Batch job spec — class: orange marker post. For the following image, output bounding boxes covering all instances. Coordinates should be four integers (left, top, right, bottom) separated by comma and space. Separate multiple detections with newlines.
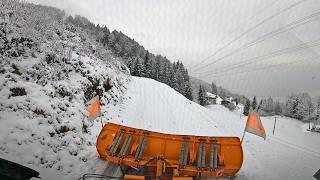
86, 95, 101, 121
241, 110, 266, 144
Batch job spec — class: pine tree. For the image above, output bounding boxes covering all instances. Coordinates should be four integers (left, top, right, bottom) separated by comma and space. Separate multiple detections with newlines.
126, 57, 135, 74
252, 96, 257, 110
285, 93, 312, 120
274, 101, 282, 115
198, 85, 207, 106
168, 65, 178, 91
257, 99, 263, 111
144, 51, 152, 78
315, 96, 320, 126
131, 57, 144, 76
184, 81, 193, 101
164, 63, 171, 85
285, 94, 296, 117
266, 97, 274, 114
211, 82, 217, 95
295, 97, 305, 120
151, 55, 160, 80
175, 66, 185, 95
243, 99, 251, 116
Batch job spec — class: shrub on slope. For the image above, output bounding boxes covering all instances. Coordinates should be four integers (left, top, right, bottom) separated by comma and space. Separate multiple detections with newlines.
0, 0, 129, 178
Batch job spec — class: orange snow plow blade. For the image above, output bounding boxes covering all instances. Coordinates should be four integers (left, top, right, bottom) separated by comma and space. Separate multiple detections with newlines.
96, 122, 243, 179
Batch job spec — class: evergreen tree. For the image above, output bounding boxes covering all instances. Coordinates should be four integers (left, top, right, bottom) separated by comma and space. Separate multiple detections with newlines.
317, 96, 320, 116
198, 85, 207, 106
101, 26, 110, 46
266, 97, 274, 114
143, 51, 152, 78
243, 99, 251, 116
175, 67, 185, 94
295, 97, 305, 120
131, 57, 144, 76
252, 96, 257, 110
274, 101, 282, 115
315, 96, 320, 126
303, 93, 314, 117
184, 81, 193, 101
94, 27, 195, 100
126, 57, 135, 74
151, 55, 160, 80
285, 94, 296, 117
168, 65, 178, 91
285, 93, 313, 120
163, 62, 171, 85
257, 99, 264, 111
211, 82, 217, 95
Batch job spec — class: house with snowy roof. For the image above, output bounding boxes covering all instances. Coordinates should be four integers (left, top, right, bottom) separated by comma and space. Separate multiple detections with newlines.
206, 92, 223, 105
236, 103, 244, 113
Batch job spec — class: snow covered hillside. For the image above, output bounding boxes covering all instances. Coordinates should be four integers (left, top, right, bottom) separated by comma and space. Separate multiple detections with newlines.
0, 0, 130, 179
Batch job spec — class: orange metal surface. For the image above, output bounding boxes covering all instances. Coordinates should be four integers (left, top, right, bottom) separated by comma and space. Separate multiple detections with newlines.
172, 177, 193, 180
124, 174, 145, 180
96, 122, 243, 178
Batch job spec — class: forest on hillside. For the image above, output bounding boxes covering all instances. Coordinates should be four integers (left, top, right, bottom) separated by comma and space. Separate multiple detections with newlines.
65, 15, 193, 101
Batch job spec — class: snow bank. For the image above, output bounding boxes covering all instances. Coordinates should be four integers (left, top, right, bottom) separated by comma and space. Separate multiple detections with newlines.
106, 77, 228, 136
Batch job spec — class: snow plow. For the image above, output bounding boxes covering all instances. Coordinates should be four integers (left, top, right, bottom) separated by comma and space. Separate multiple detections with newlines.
96, 122, 243, 179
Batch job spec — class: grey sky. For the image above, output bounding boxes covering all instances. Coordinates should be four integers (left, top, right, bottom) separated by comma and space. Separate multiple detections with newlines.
27, 0, 320, 100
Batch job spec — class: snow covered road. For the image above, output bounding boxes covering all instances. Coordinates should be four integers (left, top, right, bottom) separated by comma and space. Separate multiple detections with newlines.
207, 105, 320, 180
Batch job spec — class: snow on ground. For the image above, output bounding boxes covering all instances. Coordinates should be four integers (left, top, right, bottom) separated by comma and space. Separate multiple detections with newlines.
207, 105, 320, 180
105, 77, 320, 180
105, 77, 226, 136
0, 41, 129, 180
1, 74, 319, 180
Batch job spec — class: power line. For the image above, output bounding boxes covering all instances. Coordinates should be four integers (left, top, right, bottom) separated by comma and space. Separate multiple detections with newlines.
190, 0, 309, 72
189, 0, 280, 69
198, 57, 319, 78
192, 10, 320, 75
195, 39, 320, 78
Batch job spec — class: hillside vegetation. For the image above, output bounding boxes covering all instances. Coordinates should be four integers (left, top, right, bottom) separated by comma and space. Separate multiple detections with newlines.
0, 0, 129, 177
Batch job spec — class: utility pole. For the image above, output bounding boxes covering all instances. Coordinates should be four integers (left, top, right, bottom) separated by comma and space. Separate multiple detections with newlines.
272, 117, 277, 135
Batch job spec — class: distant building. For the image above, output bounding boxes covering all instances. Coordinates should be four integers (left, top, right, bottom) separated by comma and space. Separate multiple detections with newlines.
236, 103, 244, 113
206, 92, 223, 105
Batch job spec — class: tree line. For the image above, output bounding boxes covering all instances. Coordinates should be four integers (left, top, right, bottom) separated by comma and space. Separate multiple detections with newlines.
243, 93, 320, 125
65, 16, 193, 100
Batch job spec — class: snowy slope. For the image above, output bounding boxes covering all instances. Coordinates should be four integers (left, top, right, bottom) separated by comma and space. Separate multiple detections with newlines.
2, 69, 320, 180
0, 1, 130, 178
0, 51, 129, 180
104, 79, 320, 180
207, 105, 320, 180
105, 77, 226, 136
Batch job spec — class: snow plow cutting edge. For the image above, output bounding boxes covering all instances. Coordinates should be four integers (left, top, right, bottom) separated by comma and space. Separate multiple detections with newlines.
96, 122, 243, 179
